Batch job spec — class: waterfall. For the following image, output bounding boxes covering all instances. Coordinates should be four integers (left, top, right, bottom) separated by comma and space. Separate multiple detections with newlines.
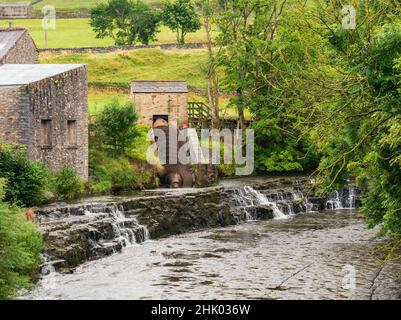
244, 186, 289, 220
346, 186, 359, 209
325, 186, 360, 210
231, 184, 359, 222
83, 204, 151, 257
231, 186, 295, 220
326, 191, 343, 210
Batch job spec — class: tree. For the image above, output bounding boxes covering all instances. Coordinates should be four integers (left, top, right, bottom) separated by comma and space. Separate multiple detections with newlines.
199, 0, 220, 128
299, 0, 401, 238
161, 0, 201, 44
215, 0, 317, 172
90, 0, 161, 46
96, 99, 139, 155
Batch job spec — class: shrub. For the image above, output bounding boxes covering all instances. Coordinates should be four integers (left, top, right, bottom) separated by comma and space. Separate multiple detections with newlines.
89, 150, 156, 193
0, 202, 43, 299
127, 124, 152, 162
0, 143, 48, 207
52, 167, 84, 201
0, 178, 6, 202
95, 99, 139, 156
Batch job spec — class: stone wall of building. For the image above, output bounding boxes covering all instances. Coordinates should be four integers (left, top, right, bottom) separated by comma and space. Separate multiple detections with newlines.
0, 66, 89, 180
0, 31, 38, 64
0, 86, 28, 144
132, 92, 189, 127
25, 66, 89, 179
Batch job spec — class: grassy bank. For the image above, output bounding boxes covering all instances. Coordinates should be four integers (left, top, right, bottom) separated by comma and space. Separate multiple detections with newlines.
40, 48, 209, 89
1, 18, 209, 48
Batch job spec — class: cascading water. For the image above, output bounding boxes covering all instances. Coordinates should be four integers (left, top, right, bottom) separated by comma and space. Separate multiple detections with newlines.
325, 186, 360, 210
103, 204, 150, 247
231, 184, 359, 222
231, 186, 302, 221
346, 186, 359, 209
74, 203, 151, 259
326, 191, 343, 210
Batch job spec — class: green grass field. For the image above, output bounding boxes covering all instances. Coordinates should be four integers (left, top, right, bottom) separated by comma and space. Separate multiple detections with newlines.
88, 88, 130, 115
40, 48, 209, 89
1, 18, 209, 48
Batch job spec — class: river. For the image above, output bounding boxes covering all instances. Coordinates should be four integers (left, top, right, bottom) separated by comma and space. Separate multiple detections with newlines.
26, 209, 401, 300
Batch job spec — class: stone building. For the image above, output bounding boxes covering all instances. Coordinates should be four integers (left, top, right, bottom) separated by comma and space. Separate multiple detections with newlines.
0, 2, 33, 18
0, 27, 38, 64
0, 64, 89, 180
131, 81, 189, 128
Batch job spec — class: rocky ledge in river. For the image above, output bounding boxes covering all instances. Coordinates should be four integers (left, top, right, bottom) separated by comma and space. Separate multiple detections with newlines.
34, 177, 359, 271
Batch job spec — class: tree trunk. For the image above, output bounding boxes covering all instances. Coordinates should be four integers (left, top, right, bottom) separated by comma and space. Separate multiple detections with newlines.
203, 10, 220, 128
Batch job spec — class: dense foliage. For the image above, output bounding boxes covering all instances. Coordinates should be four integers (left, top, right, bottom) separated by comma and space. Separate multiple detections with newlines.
90, 0, 161, 45
94, 99, 140, 155
0, 179, 43, 300
0, 144, 48, 207
205, 0, 401, 238
52, 167, 84, 201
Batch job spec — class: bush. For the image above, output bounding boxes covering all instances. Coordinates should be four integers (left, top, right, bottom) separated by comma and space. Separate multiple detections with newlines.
0, 143, 48, 207
0, 178, 6, 202
95, 99, 139, 156
89, 150, 156, 193
52, 167, 84, 201
0, 200, 43, 299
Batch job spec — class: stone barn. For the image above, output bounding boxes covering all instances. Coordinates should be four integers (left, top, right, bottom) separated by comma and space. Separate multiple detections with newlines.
0, 2, 33, 18
131, 81, 189, 128
0, 27, 38, 64
0, 64, 89, 180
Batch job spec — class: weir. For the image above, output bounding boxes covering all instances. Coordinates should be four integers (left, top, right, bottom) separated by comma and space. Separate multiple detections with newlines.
34, 177, 360, 272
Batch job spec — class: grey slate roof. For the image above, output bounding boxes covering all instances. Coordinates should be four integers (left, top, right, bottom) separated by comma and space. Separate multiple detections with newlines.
132, 81, 188, 93
0, 28, 27, 61
0, 64, 85, 86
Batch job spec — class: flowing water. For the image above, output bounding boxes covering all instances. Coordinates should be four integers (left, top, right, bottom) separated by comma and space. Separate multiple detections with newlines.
25, 184, 401, 300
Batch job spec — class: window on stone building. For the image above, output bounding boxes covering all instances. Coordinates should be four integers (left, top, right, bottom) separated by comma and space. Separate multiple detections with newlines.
40, 119, 52, 146
67, 120, 77, 145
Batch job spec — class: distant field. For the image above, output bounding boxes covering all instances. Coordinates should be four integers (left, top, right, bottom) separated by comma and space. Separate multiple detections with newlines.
0, 0, 163, 11
32, 0, 104, 11
0, 18, 209, 48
